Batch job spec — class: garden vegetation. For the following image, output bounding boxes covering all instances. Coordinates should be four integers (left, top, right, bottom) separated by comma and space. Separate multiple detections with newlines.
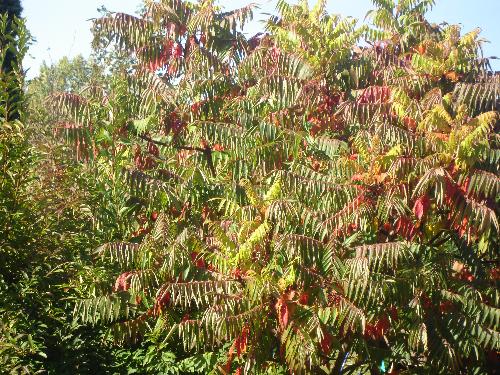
1, 0, 499, 373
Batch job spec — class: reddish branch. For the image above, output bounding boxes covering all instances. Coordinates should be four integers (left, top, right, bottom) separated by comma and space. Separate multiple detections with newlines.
138, 133, 216, 177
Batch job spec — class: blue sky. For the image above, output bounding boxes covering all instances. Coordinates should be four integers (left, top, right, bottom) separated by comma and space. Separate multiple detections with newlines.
23, 0, 500, 78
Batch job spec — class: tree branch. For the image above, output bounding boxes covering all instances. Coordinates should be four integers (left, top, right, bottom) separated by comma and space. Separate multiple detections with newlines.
137, 133, 216, 177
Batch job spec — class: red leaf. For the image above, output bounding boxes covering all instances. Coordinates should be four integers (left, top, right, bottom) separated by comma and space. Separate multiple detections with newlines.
347, 222, 358, 234
350, 173, 363, 182
114, 271, 134, 292
153, 290, 171, 315
172, 42, 183, 58
357, 85, 391, 104
403, 116, 417, 129
213, 143, 225, 151
147, 142, 159, 157
388, 306, 398, 321
444, 178, 458, 204
235, 325, 249, 356
490, 268, 500, 280
320, 331, 333, 354
364, 323, 379, 340
190, 251, 206, 269
376, 315, 390, 333
158, 291, 170, 305
280, 302, 289, 327
395, 216, 419, 240
439, 301, 454, 313
458, 267, 475, 282
298, 292, 309, 305
413, 195, 430, 220
382, 222, 392, 232
365, 316, 390, 340
275, 297, 289, 329
421, 294, 433, 310
200, 33, 206, 45
456, 216, 469, 238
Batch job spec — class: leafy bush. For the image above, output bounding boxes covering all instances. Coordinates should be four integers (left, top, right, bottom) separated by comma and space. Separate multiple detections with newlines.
0, 14, 138, 375
51, 0, 499, 373
1, 0, 499, 374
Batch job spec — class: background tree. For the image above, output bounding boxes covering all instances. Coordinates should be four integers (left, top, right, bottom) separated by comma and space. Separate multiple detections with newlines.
27, 55, 105, 143
0, 0, 23, 121
1, 10, 142, 375
0, 0, 23, 74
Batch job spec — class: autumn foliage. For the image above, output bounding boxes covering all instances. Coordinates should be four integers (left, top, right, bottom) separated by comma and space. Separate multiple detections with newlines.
41, 0, 500, 374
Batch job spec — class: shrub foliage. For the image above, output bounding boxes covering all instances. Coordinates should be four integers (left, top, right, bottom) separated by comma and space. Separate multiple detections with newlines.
3, 0, 500, 374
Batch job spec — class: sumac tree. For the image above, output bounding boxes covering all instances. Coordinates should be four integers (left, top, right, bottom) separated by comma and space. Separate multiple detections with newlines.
53, 0, 500, 373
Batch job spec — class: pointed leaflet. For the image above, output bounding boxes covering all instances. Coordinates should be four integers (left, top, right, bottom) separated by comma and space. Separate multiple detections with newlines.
413, 194, 430, 220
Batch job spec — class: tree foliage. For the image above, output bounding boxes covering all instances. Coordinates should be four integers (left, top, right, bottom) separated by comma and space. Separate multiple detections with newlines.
0, 0, 24, 121
2, 0, 500, 374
